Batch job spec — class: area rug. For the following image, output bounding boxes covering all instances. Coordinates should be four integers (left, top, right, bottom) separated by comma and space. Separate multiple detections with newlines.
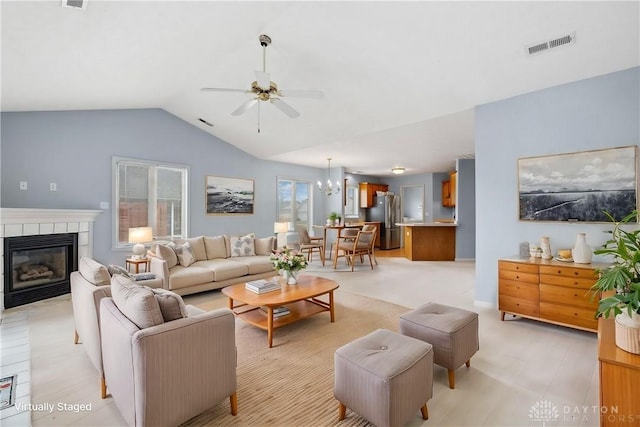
181, 290, 411, 427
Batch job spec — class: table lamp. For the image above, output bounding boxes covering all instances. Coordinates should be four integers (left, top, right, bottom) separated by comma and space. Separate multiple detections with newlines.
128, 227, 153, 259
274, 222, 289, 249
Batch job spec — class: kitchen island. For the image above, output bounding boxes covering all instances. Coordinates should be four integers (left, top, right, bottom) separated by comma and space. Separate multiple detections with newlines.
397, 222, 458, 261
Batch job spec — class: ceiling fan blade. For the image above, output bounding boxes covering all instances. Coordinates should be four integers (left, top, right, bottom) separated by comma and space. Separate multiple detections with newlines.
279, 89, 324, 99
201, 87, 248, 93
231, 99, 259, 116
270, 98, 300, 118
255, 70, 271, 90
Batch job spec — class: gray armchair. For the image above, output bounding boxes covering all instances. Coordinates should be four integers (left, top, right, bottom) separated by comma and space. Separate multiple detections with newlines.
100, 295, 237, 427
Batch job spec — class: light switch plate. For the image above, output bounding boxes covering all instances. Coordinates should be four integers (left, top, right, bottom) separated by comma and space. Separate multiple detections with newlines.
20, 181, 27, 190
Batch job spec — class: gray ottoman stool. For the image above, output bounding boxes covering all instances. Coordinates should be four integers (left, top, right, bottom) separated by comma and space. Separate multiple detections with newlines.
334, 328, 433, 427
400, 303, 479, 389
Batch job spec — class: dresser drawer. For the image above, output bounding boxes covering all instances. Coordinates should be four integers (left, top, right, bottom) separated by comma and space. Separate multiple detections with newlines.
539, 274, 597, 290
539, 265, 599, 280
499, 279, 539, 301
498, 269, 538, 284
540, 302, 598, 331
499, 295, 539, 318
499, 260, 539, 274
539, 284, 598, 309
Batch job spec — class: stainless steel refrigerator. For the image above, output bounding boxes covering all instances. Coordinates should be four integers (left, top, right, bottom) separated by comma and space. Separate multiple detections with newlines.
366, 194, 401, 250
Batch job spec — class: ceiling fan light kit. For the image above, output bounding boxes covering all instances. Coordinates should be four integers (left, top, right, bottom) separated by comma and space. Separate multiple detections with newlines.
391, 167, 405, 174
201, 34, 323, 132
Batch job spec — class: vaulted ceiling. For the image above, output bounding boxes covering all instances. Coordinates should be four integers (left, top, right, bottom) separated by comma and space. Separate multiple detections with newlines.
2, 1, 638, 175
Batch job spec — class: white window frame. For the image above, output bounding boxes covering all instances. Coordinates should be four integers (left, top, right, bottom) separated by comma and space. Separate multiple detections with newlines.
112, 156, 189, 250
276, 178, 313, 231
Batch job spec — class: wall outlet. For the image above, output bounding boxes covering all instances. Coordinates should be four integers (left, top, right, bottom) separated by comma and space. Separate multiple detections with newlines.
99, 201, 109, 209
20, 181, 28, 190
49, 183, 57, 191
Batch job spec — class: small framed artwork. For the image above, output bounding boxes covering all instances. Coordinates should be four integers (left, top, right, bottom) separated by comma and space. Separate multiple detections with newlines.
206, 175, 254, 215
518, 146, 637, 222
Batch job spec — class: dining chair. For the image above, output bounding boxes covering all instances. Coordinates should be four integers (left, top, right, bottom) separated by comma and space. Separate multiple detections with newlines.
333, 229, 376, 271
296, 226, 325, 265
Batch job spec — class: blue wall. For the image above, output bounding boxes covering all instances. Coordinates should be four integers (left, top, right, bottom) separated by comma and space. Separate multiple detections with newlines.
0, 109, 336, 264
456, 158, 476, 260
475, 66, 640, 305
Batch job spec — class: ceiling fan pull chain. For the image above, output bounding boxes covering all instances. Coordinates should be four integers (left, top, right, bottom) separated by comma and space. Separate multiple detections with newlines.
257, 101, 261, 133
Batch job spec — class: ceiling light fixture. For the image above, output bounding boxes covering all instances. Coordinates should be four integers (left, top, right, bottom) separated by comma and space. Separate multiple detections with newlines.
391, 167, 405, 175
318, 158, 341, 196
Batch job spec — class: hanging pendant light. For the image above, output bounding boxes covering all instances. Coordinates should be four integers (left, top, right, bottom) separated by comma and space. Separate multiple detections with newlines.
318, 157, 341, 196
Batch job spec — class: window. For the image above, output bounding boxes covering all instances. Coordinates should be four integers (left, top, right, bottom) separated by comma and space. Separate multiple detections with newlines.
113, 157, 189, 249
277, 178, 312, 230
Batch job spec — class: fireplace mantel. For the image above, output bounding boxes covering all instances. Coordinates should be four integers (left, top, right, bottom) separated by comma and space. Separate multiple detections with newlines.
1, 208, 102, 225
1, 208, 103, 311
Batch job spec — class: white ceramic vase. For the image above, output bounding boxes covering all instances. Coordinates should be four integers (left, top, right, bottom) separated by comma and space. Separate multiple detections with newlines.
572, 233, 592, 264
540, 237, 553, 260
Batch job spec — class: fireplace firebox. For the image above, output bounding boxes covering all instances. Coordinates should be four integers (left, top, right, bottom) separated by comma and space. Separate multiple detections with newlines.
3, 233, 78, 308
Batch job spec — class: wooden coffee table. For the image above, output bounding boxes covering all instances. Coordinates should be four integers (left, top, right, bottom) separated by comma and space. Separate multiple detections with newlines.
222, 274, 339, 347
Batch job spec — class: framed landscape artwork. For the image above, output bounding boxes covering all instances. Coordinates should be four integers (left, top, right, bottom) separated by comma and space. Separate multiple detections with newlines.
206, 175, 254, 215
518, 146, 637, 222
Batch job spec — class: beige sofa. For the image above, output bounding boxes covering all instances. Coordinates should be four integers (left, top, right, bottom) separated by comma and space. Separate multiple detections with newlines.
149, 234, 276, 296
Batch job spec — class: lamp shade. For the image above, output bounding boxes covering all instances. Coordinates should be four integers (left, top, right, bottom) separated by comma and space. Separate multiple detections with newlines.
129, 227, 153, 244
128, 227, 153, 258
274, 222, 289, 233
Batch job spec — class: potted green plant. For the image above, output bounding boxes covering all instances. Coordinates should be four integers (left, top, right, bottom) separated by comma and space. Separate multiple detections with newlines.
591, 210, 640, 354
328, 212, 339, 225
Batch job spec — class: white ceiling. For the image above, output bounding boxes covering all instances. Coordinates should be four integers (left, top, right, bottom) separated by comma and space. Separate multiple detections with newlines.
2, 1, 638, 176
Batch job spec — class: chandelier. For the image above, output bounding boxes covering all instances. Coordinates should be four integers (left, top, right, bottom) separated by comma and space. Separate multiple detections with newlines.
317, 158, 341, 196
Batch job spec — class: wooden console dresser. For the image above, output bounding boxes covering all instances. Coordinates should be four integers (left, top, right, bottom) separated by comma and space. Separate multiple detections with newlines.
598, 318, 640, 426
498, 258, 609, 332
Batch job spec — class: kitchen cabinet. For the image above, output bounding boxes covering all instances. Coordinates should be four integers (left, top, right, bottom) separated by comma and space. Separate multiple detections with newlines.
442, 171, 457, 207
359, 183, 388, 208
401, 223, 456, 261
498, 258, 607, 332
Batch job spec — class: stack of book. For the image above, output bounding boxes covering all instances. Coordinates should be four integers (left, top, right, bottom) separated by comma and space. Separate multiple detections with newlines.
245, 279, 280, 294
260, 306, 290, 318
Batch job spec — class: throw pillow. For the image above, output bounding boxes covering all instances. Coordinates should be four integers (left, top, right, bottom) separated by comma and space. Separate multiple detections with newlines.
131, 272, 156, 281
149, 288, 188, 322
155, 242, 178, 269
204, 235, 227, 259
78, 256, 111, 286
107, 264, 132, 279
254, 236, 275, 256
186, 236, 207, 261
110, 275, 164, 329
175, 241, 196, 267
229, 233, 256, 257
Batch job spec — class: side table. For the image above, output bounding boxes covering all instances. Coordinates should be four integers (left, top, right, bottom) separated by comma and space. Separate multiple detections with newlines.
126, 258, 150, 274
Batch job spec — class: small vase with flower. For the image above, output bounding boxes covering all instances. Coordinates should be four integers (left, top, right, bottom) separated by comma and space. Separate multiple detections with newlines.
270, 247, 308, 285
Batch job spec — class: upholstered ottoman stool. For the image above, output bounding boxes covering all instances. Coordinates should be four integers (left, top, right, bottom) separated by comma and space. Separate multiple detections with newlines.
400, 303, 479, 389
334, 328, 433, 427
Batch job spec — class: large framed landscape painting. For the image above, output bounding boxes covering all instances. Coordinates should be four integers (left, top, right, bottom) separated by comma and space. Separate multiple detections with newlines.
518, 146, 638, 222
206, 176, 254, 215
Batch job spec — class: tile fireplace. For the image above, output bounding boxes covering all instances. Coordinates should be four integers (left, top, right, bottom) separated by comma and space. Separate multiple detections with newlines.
0, 208, 102, 311
3, 233, 78, 308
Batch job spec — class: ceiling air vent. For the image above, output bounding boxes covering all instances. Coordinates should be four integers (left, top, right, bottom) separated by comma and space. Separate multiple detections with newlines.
526, 32, 575, 56
61, 0, 87, 10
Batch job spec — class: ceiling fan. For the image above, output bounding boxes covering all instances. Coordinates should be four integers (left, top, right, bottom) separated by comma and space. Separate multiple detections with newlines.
201, 34, 324, 131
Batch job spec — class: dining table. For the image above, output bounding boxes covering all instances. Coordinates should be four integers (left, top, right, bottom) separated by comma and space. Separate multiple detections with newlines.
315, 223, 363, 264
